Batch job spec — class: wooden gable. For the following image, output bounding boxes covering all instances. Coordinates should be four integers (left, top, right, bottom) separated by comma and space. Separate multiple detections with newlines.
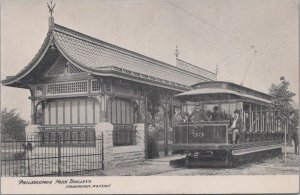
46, 56, 84, 77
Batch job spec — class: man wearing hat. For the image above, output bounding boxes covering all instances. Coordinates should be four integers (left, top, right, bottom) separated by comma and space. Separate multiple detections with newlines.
229, 109, 243, 144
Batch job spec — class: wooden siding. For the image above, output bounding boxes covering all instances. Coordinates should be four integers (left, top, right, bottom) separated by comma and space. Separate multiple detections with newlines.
109, 97, 135, 125
43, 97, 101, 125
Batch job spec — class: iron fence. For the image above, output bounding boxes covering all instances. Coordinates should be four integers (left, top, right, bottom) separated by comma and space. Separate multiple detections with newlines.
1, 131, 103, 177
113, 124, 137, 146
113, 129, 137, 146
38, 125, 96, 147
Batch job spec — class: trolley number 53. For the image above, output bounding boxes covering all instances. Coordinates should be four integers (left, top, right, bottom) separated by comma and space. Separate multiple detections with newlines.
192, 131, 205, 137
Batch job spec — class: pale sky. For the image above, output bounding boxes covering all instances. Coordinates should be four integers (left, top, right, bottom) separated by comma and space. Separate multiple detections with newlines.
1, 0, 299, 122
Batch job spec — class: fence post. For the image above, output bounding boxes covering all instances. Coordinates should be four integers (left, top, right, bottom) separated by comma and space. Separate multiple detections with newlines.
25, 125, 40, 176
95, 122, 114, 170
27, 155, 31, 176
101, 132, 104, 170
57, 133, 63, 176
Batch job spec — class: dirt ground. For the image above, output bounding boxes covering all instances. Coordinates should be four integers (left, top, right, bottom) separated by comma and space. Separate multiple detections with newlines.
85, 146, 299, 176
156, 148, 299, 176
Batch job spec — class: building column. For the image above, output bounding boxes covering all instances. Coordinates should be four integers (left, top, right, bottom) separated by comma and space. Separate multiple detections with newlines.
29, 97, 36, 125
97, 95, 110, 123
98, 96, 104, 123
105, 95, 113, 122
135, 123, 145, 149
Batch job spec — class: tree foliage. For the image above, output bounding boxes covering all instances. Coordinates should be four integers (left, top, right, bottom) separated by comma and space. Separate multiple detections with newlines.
269, 77, 296, 120
1, 108, 28, 140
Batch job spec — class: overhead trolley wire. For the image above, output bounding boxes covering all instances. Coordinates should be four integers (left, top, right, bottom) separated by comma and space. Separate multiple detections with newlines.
167, 1, 259, 83
214, 45, 256, 65
167, 1, 253, 48
214, 45, 256, 81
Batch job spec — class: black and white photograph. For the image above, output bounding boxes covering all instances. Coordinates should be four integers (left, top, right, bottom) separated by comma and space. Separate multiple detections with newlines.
1, 0, 299, 194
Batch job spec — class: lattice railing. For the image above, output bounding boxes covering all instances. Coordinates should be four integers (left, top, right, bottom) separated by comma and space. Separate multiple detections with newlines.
46, 81, 88, 95
91, 80, 101, 92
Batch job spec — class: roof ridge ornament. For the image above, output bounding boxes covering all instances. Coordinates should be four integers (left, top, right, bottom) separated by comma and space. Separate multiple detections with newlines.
47, 1, 56, 30
174, 45, 180, 59
47, 1, 56, 16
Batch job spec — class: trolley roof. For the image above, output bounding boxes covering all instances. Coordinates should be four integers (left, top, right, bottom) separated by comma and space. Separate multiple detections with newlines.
175, 81, 272, 105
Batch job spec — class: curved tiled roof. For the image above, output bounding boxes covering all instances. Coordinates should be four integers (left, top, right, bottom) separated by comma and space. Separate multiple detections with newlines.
2, 23, 216, 91
52, 24, 216, 87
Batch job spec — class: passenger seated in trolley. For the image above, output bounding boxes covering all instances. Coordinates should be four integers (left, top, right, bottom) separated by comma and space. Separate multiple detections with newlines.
181, 112, 191, 123
191, 104, 210, 123
211, 106, 219, 121
228, 109, 243, 144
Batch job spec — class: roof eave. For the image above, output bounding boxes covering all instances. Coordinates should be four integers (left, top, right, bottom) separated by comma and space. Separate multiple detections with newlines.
1, 34, 51, 88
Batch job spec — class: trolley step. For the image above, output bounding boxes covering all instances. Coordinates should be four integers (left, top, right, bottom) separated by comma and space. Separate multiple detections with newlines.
232, 144, 284, 156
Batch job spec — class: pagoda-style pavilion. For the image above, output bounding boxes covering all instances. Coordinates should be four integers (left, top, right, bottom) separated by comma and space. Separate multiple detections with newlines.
2, 11, 216, 163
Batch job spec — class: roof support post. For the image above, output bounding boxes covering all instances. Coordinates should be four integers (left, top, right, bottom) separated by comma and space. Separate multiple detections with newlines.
267, 109, 269, 131
260, 106, 263, 132
170, 98, 174, 144
269, 108, 272, 131
135, 98, 142, 124
259, 106, 261, 132
249, 103, 252, 131
29, 97, 36, 125
272, 110, 275, 131
164, 102, 169, 157
255, 105, 258, 131
144, 96, 149, 159
103, 95, 111, 123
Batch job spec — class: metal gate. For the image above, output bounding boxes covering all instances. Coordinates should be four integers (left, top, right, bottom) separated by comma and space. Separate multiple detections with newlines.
1, 131, 104, 177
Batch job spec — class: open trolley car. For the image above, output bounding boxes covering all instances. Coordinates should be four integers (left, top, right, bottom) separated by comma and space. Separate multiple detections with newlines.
172, 81, 287, 167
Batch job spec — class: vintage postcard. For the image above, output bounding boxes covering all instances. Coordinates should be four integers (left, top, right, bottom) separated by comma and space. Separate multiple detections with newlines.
1, 0, 299, 194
